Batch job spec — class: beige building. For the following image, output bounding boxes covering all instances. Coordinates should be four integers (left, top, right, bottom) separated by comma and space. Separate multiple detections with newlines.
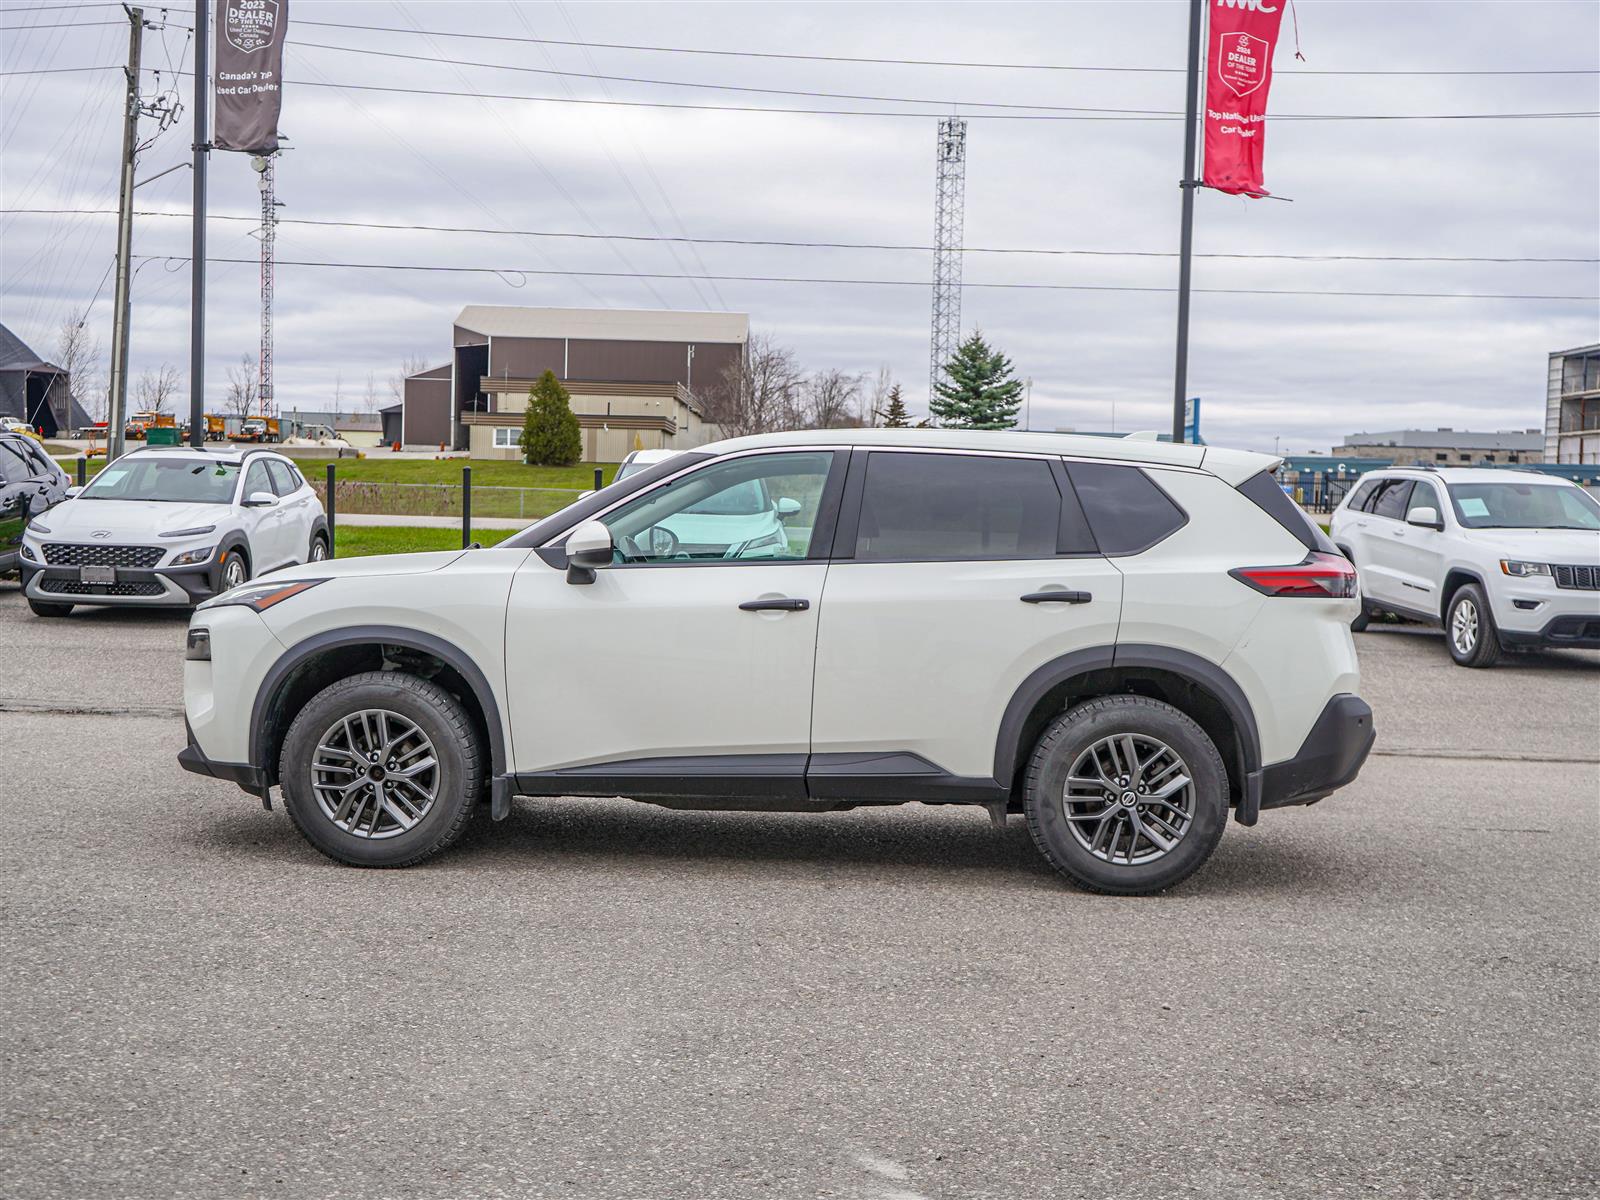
1333, 428, 1543, 466
400, 305, 747, 459
1548, 343, 1600, 464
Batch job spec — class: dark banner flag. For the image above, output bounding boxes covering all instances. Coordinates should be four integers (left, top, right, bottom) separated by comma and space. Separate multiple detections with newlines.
213, 0, 287, 154
1202, 0, 1286, 197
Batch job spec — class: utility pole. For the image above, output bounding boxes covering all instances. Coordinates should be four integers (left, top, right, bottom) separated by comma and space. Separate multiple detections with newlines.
928, 116, 967, 415
106, 6, 144, 464
1171, 0, 1205, 445
188, 0, 209, 448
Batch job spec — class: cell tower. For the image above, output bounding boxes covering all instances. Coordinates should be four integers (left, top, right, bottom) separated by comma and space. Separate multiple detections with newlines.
928, 116, 967, 410
253, 152, 279, 418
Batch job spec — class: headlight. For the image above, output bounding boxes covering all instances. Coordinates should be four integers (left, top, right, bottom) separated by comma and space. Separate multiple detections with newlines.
25, 518, 49, 535
20, 542, 37, 562
1500, 560, 1551, 577
168, 545, 215, 567
196, 578, 328, 613
161, 524, 217, 539
741, 531, 785, 552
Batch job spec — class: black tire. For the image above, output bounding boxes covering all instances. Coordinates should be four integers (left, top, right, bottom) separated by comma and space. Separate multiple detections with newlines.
278, 671, 481, 867
1445, 582, 1502, 668
218, 548, 249, 592
27, 598, 73, 618
308, 533, 329, 563
1023, 696, 1229, 895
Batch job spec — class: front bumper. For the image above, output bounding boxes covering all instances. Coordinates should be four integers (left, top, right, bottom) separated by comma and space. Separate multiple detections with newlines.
1499, 612, 1600, 650
21, 559, 225, 607
178, 722, 270, 800
1257, 693, 1375, 813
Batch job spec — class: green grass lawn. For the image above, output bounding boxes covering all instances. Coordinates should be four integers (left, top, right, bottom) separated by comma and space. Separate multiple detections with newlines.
332, 525, 519, 558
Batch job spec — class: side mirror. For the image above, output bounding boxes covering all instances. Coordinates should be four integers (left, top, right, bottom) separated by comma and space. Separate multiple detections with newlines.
775, 497, 802, 519
64, 485, 83, 499
565, 519, 613, 585
242, 491, 278, 508
1406, 506, 1443, 531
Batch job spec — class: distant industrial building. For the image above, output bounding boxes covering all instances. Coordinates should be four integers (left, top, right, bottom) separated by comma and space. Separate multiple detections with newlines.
0, 322, 88, 438
398, 306, 747, 458
1333, 428, 1543, 466
1548, 343, 1599, 464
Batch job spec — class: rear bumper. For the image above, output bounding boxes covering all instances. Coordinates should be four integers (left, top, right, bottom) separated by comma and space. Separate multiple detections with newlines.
1258, 693, 1375, 812
1499, 612, 1600, 650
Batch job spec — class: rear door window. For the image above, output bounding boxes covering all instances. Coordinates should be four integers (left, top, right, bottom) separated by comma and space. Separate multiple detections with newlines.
1370, 480, 1413, 520
1064, 461, 1187, 556
1346, 478, 1381, 512
0, 441, 33, 485
852, 452, 1062, 561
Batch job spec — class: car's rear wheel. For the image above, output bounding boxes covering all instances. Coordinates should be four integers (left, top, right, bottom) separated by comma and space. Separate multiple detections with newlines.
308, 533, 329, 562
1446, 583, 1501, 668
27, 598, 73, 618
278, 671, 481, 867
1023, 696, 1229, 895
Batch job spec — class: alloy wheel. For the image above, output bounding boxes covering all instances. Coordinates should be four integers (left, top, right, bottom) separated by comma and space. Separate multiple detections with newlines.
1451, 597, 1478, 655
222, 556, 246, 590
1062, 733, 1196, 865
311, 709, 440, 840
310, 539, 328, 562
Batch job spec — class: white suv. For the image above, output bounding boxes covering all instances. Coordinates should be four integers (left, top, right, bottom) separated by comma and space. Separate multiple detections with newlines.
20, 446, 328, 617
178, 430, 1374, 894
1329, 467, 1600, 667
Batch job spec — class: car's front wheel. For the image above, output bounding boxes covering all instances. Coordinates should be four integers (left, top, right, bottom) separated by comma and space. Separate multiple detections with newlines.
1446, 583, 1501, 668
218, 549, 249, 592
278, 671, 482, 867
1023, 696, 1229, 895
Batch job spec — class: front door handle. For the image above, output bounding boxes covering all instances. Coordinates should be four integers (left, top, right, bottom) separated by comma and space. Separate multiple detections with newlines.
739, 597, 810, 612
1021, 591, 1092, 605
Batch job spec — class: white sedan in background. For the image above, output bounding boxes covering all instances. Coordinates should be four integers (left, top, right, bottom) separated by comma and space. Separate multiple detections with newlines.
18, 446, 329, 617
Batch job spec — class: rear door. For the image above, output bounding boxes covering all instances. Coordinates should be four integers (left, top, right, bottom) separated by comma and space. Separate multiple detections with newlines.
1389, 479, 1448, 607
809, 449, 1123, 784
1359, 479, 1415, 606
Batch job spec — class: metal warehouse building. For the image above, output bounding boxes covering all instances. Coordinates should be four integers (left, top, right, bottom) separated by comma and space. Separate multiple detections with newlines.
0, 322, 88, 438
400, 306, 747, 459
1548, 343, 1600, 464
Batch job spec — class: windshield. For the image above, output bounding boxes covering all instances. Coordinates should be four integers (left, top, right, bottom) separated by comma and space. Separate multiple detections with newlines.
1447, 481, 1600, 531
683, 477, 769, 516
81, 457, 241, 504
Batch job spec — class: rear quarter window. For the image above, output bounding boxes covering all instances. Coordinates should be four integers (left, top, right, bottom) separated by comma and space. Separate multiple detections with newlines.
1064, 461, 1187, 556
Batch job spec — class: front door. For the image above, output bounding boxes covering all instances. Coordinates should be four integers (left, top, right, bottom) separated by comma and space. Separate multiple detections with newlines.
810, 450, 1124, 782
1355, 478, 1414, 606
504, 449, 844, 776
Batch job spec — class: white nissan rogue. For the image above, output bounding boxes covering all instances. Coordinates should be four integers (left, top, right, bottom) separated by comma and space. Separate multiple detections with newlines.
179, 429, 1374, 894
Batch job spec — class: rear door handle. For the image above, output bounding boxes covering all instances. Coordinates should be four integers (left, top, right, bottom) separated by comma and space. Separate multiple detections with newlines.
1021, 591, 1092, 605
739, 598, 810, 612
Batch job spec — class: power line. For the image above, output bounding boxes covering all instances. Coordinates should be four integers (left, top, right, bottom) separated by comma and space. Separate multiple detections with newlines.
282, 39, 1600, 121
147, 69, 1598, 123
0, 64, 118, 76
132, 255, 1600, 302
12, 208, 1595, 265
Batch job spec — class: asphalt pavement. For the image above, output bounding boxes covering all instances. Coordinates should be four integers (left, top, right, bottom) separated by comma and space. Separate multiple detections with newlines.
1, 578, 1595, 1200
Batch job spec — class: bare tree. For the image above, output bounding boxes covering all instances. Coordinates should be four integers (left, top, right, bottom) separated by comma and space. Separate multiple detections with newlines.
54, 307, 102, 421
861, 364, 894, 428
135, 363, 181, 415
388, 354, 430, 404
331, 370, 344, 420
800, 368, 864, 430
700, 332, 805, 437
361, 370, 381, 416
224, 354, 261, 419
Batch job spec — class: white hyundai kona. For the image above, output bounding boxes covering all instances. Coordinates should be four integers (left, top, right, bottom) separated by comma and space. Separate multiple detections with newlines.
19, 446, 328, 617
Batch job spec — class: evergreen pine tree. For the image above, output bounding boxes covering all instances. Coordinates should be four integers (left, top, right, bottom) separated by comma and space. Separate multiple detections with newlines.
519, 370, 582, 466
879, 384, 912, 428
929, 332, 1024, 430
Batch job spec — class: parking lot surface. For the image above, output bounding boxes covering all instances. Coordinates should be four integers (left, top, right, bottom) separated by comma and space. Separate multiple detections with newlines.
1, 578, 1596, 1199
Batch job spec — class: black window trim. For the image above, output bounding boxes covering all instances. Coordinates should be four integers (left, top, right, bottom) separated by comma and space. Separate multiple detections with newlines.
1368, 478, 1414, 522
833, 446, 1092, 566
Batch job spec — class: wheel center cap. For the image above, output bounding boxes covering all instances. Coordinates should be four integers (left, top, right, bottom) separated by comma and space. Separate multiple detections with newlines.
1120, 792, 1137, 807
368, 766, 386, 782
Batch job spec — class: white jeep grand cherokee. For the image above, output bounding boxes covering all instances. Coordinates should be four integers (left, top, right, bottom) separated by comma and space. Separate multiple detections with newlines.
1329, 466, 1600, 667
179, 430, 1374, 894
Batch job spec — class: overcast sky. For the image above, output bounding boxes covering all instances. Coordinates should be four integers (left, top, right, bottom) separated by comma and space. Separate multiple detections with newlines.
2, 0, 1597, 453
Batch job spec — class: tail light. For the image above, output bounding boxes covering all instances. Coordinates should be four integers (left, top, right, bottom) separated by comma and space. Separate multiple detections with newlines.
1229, 552, 1358, 598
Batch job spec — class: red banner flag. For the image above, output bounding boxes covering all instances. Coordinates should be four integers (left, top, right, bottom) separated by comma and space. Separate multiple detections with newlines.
1203, 0, 1287, 197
